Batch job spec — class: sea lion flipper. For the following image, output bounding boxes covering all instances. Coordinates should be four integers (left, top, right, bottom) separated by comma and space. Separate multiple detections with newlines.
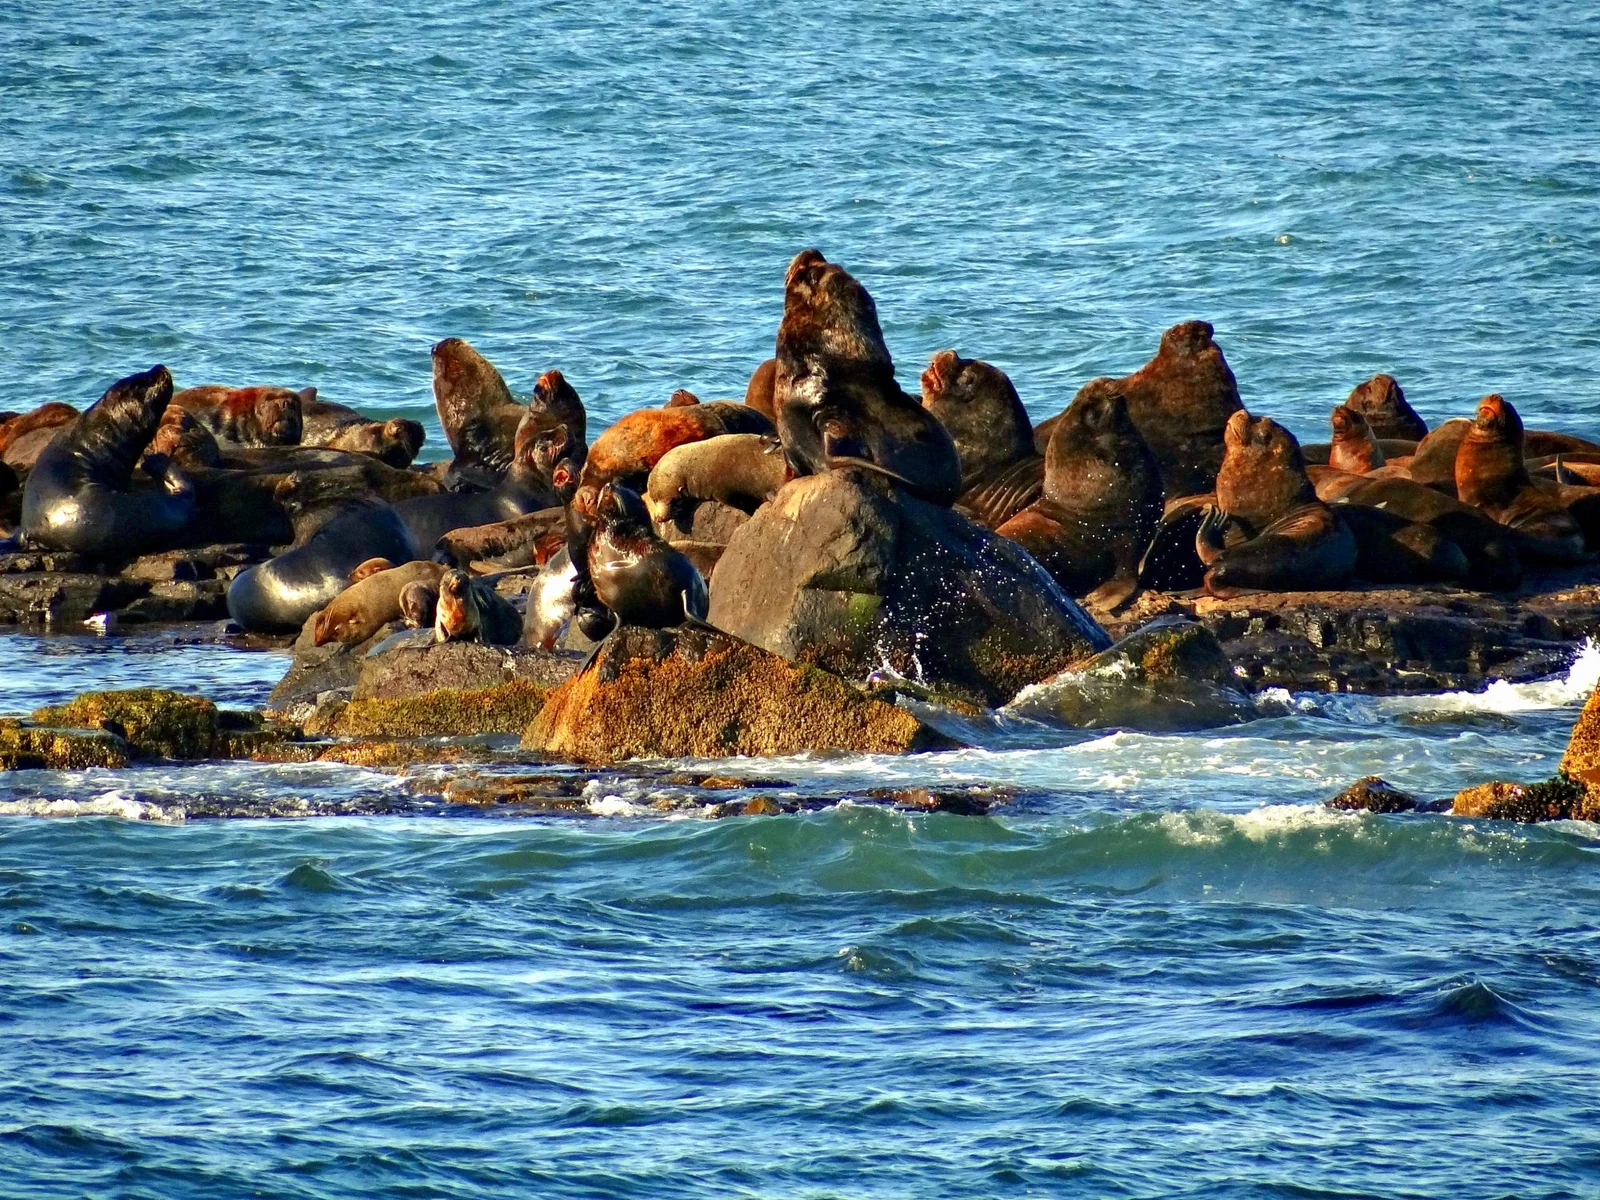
1084, 574, 1141, 614
1195, 505, 1229, 566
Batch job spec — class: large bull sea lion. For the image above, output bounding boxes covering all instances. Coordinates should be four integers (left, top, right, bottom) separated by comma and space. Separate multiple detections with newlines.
1345, 374, 1427, 442
919, 349, 1043, 528
21, 366, 196, 560
1456, 394, 1586, 562
169, 385, 305, 447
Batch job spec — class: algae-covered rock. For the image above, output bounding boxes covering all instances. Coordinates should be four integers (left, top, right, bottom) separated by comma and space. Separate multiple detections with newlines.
1560, 680, 1600, 786
1451, 774, 1590, 822
0, 719, 131, 770
1325, 776, 1419, 814
523, 625, 958, 764
31, 688, 218, 759
1003, 618, 1256, 732
353, 642, 580, 701
310, 679, 552, 739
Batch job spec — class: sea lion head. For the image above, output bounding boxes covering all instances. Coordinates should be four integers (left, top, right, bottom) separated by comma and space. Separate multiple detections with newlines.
1158, 320, 1218, 361
434, 569, 479, 642
919, 349, 1033, 484
1217, 409, 1316, 524
1347, 373, 1427, 441
1329, 404, 1368, 440
88, 365, 175, 482
531, 369, 587, 443
252, 388, 304, 445
1328, 403, 1384, 472
666, 389, 700, 408
399, 579, 438, 629
1471, 393, 1522, 444
529, 423, 584, 505
777, 250, 893, 376
594, 481, 653, 537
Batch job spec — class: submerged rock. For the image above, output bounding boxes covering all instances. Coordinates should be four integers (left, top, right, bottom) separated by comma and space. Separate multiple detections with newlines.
1324, 776, 1420, 814
1450, 774, 1592, 822
523, 624, 959, 764
0, 719, 131, 770
708, 470, 1109, 707
1004, 618, 1258, 732
31, 688, 219, 759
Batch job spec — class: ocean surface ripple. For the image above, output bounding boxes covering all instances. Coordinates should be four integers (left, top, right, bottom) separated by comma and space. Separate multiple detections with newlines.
5, 0, 1600, 1195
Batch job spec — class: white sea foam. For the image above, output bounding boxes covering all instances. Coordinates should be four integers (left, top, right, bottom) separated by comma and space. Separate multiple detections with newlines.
0, 790, 184, 822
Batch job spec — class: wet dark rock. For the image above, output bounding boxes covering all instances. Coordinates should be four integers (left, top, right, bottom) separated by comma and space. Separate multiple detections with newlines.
1324, 776, 1420, 814
0, 572, 147, 625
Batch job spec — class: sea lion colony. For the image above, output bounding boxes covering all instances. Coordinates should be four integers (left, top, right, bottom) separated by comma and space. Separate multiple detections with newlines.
3, 248, 1598, 677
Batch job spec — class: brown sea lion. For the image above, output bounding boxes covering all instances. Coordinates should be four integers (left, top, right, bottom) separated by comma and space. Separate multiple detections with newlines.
588, 483, 708, 631
996, 379, 1163, 608
666, 389, 700, 408
399, 579, 439, 630
169, 385, 304, 447
0, 402, 79, 469
432, 507, 568, 571
431, 337, 525, 475
1345, 374, 1427, 442
393, 420, 563, 557
1327, 404, 1386, 474
745, 358, 777, 420
1406, 418, 1471, 494
919, 349, 1043, 528
582, 402, 772, 491
528, 369, 587, 447
312, 560, 446, 646
1524, 430, 1600, 459
21, 367, 196, 560
1323, 476, 1521, 590
774, 250, 962, 505
1197, 410, 1355, 595
644, 433, 790, 526
348, 557, 397, 585
142, 405, 222, 471
1456, 394, 1585, 562
434, 568, 521, 645
1041, 322, 1242, 499
312, 410, 426, 468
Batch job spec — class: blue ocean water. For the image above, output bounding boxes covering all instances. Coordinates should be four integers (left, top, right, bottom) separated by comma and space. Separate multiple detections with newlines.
6, 2, 1600, 1196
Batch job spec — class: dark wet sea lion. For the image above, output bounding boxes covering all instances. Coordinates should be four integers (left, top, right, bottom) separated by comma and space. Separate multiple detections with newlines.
142, 405, 222, 470
1318, 476, 1520, 590
322, 417, 426, 467
1456, 394, 1586, 561
392, 423, 562, 556
0, 402, 78, 469
774, 250, 961, 505
434, 568, 520, 645
919, 349, 1042, 527
431, 337, 526, 475
1334, 501, 1470, 585
745, 358, 778, 421
399, 579, 438, 629
996, 380, 1163, 608
21, 366, 196, 559
226, 488, 418, 632
169, 385, 304, 447
1198, 410, 1355, 595
644, 433, 790, 527
432, 507, 568, 570
1346, 374, 1427, 442
1327, 404, 1385, 474
312, 560, 446, 646
588, 483, 708, 630
1406, 418, 1471, 494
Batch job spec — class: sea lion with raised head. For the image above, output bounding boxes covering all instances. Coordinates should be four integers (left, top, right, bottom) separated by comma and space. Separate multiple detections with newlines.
1456, 394, 1586, 562
588, 482, 708, 632
431, 337, 525, 476
774, 249, 962, 505
1327, 404, 1386, 474
21, 366, 196, 560
919, 349, 1043, 528
1196, 410, 1356, 596
434, 568, 521, 645
312, 560, 447, 646
1345, 374, 1427, 442
399, 579, 439, 630
994, 379, 1163, 608
169, 385, 304, 447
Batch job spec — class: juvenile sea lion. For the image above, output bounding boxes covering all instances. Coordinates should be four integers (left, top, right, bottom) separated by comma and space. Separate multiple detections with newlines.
995, 380, 1163, 608
1456, 394, 1586, 562
521, 549, 578, 650
434, 568, 521, 645
312, 560, 446, 646
744, 358, 778, 420
774, 250, 961, 505
226, 486, 418, 632
169, 385, 305, 447
919, 349, 1043, 528
1327, 404, 1386, 474
1197, 410, 1356, 595
644, 433, 790, 526
0, 402, 78, 469
1346, 374, 1427, 442
21, 366, 196, 560
399, 579, 438, 629
588, 483, 708, 630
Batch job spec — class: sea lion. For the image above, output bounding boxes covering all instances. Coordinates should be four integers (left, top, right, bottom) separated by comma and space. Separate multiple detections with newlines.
1523, 430, 1600, 458
745, 358, 778, 421
644, 433, 790, 526
994, 379, 1163, 608
434, 568, 521, 645
322, 417, 425, 467
1197, 410, 1356, 595
431, 337, 525, 476
1455, 394, 1586, 562
520, 549, 578, 650
432, 507, 568, 570
1327, 404, 1386, 474
391, 420, 563, 556
225, 487, 418, 632
348, 557, 397, 585
666, 389, 700, 408
1324, 476, 1521, 591
0, 402, 78, 470
774, 249, 961, 504
527, 368, 587, 447
919, 349, 1043, 528
1345, 374, 1427, 441
588, 483, 708, 630
399, 579, 438, 629
169, 385, 305, 447
1045, 321, 1242, 499
21, 366, 196, 560
312, 560, 446, 646
1406, 418, 1471, 494
142, 406, 222, 471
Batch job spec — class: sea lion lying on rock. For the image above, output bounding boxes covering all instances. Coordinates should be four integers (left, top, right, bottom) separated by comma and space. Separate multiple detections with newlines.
1456, 394, 1587, 562
312, 560, 446, 646
434, 568, 520, 645
143, 406, 222, 470
348, 557, 397, 584
0, 403, 78, 470
169, 386, 305, 448
1346, 373, 1427, 442
774, 249, 961, 505
644, 433, 790, 527
1196, 410, 1355, 596
588, 483, 708, 631
21, 366, 196, 560
432, 507, 568, 571
995, 379, 1163, 609
919, 349, 1043, 528
392, 422, 566, 556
